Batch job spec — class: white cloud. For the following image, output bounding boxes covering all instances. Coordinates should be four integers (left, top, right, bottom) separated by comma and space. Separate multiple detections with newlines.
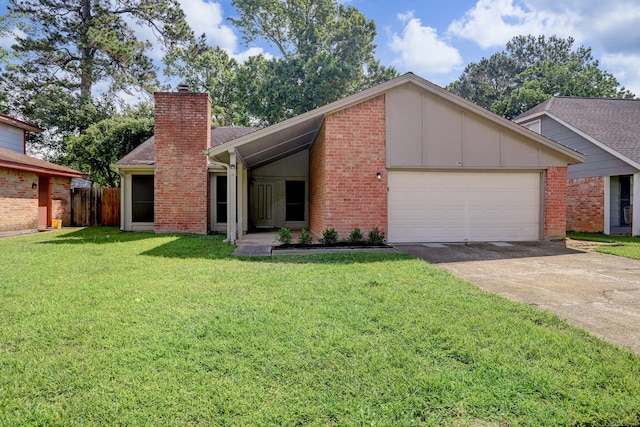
601, 53, 640, 96
390, 14, 462, 75
180, 0, 237, 51
230, 47, 273, 63
447, 0, 578, 49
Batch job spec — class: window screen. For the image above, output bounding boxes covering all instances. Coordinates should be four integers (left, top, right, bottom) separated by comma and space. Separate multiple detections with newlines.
132, 175, 154, 222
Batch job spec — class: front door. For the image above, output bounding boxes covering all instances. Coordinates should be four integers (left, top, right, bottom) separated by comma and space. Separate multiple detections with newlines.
38, 176, 50, 228
253, 180, 275, 228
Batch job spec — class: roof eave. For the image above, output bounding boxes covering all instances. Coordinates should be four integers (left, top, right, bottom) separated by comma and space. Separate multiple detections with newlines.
207, 72, 584, 165
0, 160, 88, 178
537, 112, 640, 170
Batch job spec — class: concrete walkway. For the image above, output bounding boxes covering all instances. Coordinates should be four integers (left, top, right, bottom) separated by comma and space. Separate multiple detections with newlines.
233, 232, 278, 256
395, 241, 640, 354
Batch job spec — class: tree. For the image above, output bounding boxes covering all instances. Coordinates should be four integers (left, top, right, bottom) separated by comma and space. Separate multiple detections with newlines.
64, 105, 154, 187
448, 35, 635, 119
163, 36, 249, 126
1, 0, 193, 156
230, 0, 397, 125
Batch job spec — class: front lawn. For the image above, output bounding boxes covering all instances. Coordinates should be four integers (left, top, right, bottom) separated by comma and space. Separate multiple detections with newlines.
1, 227, 639, 426
567, 232, 640, 259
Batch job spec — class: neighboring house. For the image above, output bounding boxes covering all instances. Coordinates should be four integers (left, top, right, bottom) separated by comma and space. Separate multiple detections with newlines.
114, 73, 583, 243
0, 114, 87, 232
514, 97, 640, 237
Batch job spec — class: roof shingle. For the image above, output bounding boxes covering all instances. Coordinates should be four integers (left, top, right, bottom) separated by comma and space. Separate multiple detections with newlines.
0, 147, 86, 178
517, 96, 640, 164
114, 127, 258, 166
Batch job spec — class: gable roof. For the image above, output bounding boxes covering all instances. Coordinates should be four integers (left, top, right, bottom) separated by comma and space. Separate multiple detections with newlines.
0, 113, 43, 133
114, 127, 258, 167
514, 96, 640, 166
0, 147, 87, 178
207, 73, 584, 168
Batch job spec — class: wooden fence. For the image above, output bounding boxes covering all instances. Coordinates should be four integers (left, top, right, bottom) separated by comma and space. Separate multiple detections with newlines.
71, 188, 120, 226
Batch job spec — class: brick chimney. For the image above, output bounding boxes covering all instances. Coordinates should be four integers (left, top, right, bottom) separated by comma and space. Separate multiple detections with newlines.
154, 89, 211, 234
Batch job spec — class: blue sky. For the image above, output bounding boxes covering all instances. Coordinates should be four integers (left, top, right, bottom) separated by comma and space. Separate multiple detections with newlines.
2, 0, 640, 95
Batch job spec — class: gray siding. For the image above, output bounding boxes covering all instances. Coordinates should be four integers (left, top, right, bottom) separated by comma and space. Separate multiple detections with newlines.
0, 123, 24, 153
386, 85, 569, 169
541, 117, 638, 179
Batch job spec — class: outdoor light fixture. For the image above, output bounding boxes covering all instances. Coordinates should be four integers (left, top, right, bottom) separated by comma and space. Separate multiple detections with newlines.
32, 183, 37, 189
376, 172, 382, 180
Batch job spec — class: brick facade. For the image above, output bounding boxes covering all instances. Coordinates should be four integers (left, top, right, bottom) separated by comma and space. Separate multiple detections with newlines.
0, 168, 38, 232
0, 170, 73, 232
154, 92, 211, 234
566, 176, 605, 233
309, 95, 387, 239
544, 166, 568, 239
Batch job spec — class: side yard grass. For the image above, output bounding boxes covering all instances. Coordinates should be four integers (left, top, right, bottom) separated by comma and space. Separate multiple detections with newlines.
1, 227, 639, 426
567, 231, 640, 259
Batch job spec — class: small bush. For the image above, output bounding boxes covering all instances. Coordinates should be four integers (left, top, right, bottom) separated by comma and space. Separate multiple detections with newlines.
319, 228, 339, 246
368, 227, 385, 245
277, 228, 292, 245
298, 229, 313, 245
348, 228, 364, 243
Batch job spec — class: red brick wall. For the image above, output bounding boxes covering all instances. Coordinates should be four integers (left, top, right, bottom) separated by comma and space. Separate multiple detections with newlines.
566, 176, 605, 233
308, 95, 387, 239
51, 176, 72, 226
154, 92, 211, 234
0, 168, 38, 232
544, 166, 568, 239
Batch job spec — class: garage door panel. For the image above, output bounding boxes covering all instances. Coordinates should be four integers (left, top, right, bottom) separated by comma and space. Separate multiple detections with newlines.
388, 171, 540, 242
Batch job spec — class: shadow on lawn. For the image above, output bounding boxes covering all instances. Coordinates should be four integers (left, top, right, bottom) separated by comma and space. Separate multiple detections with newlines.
40, 227, 411, 263
41, 226, 166, 244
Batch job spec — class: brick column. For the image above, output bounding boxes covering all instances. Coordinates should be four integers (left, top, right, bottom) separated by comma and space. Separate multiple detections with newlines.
154, 91, 211, 234
309, 95, 387, 239
544, 166, 568, 240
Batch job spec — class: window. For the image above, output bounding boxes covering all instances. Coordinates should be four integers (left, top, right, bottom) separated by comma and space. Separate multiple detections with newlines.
132, 175, 154, 222
285, 180, 305, 221
216, 175, 227, 223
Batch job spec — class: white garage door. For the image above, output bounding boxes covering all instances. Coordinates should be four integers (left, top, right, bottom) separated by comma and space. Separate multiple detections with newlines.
388, 171, 541, 242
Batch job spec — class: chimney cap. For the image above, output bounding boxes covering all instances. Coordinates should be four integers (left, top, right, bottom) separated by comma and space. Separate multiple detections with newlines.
177, 83, 190, 93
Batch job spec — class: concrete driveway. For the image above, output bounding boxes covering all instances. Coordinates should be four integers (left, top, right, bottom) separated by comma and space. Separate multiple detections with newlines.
395, 241, 640, 354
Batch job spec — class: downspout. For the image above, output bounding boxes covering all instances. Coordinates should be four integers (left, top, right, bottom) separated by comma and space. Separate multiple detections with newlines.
209, 160, 234, 244
633, 173, 639, 237
116, 167, 125, 232
604, 176, 611, 235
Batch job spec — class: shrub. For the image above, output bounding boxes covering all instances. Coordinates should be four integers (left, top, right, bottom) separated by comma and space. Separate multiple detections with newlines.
298, 229, 313, 245
368, 227, 385, 245
348, 228, 364, 243
277, 228, 292, 245
319, 228, 339, 246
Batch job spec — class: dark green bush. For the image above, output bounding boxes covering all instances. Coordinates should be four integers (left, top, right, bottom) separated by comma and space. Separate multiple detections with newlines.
348, 228, 364, 243
298, 229, 312, 245
368, 227, 385, 245
277, 228, 292, 245
319, 228, 339, 245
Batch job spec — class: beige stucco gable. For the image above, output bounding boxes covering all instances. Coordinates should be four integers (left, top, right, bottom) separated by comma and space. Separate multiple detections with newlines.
385, 83, 579, 169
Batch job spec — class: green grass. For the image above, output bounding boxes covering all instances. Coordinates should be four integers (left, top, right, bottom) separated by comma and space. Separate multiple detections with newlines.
1, 227, 639, 426
567, 232, 640, 259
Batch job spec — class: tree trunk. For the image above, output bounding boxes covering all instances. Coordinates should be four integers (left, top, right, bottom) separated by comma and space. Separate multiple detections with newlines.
79, 0, 93, 101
